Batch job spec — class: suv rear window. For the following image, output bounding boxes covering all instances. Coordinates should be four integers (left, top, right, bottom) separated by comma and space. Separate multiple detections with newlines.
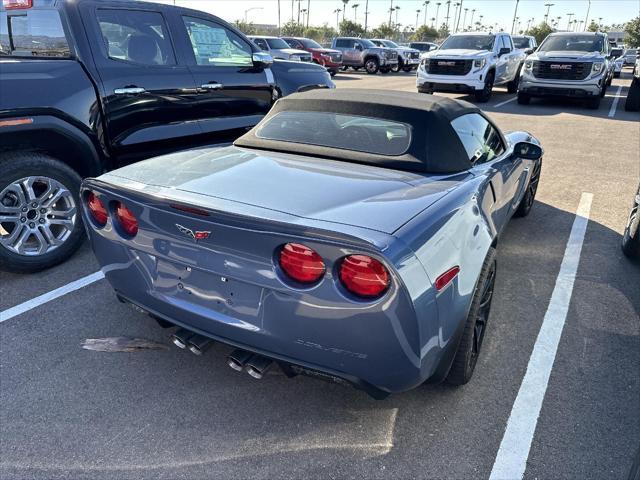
256, 111, 412, 156
0, 9, 71, 57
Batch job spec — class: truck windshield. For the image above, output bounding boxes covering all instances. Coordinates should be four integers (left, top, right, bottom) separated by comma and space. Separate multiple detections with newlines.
539, 35, 604, 53
300, 38, 322, 49
440, 35, 494, 51
512, 37, 530, 49
266, 38, 291, 50
359, 39, 376, 48
382, 40, 399, 48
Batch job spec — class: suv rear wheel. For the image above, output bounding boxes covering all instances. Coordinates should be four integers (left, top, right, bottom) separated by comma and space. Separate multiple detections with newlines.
475, 70, 495, 103
0, 153, 84, 273
364, 57, 379, 74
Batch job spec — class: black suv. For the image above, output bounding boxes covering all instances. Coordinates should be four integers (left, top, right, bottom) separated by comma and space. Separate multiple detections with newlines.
0, 0, 333, 273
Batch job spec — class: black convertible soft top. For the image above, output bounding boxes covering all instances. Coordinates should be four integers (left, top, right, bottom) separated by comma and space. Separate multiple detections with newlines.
234, 89, 483, 173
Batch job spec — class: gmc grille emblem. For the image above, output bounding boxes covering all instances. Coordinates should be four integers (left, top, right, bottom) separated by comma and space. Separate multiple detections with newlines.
550, 64, 572, 70
175, 224, 211, 241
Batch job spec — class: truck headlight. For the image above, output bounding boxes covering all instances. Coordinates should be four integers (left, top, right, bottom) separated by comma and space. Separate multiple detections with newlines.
474, 58, 486, 68
524, 60, 533, 69
592, 62, 603, 73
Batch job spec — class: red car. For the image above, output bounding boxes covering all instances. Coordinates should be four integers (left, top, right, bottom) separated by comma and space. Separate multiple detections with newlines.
282, 37, 342, 76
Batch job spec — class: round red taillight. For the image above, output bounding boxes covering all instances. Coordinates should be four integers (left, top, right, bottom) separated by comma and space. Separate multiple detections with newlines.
87, 192, 107, 227
114, 202, 138, 237
339, 255, 390, 298
278, 243, 325, 284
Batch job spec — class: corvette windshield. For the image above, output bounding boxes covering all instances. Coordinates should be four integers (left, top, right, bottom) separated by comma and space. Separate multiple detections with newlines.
256, 111, 412, 156
538, 35, 604, 52
440, 35, 494, 51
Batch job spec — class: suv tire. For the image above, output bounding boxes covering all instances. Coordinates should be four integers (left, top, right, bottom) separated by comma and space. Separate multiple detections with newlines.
507, 65, 522, 93
517, 92, 531, 104
475, 70, 495, 103
0, 152, 85, 273
445, 247, 497, 386
364, 57, 379, 74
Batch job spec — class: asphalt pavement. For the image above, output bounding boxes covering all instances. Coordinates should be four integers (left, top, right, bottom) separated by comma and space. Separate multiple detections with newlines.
1, 68, 639, 480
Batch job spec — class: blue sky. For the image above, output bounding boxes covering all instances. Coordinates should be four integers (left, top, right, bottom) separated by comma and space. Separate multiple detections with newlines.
154, 0, 639, 32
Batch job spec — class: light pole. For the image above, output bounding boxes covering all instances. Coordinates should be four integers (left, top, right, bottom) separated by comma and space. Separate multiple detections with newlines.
423, 1, 430, 26
333, 8, 341, 29
277, 0, 281, 34
364, 0, 370, 33
395, 5, 400, 29
566, 13, 574, 30
352, 3, 359, 21
301, 8, 307, 26
462, 8, 468, 31
583, 0, 591, 31
544, 3, 554, 24
389, 0, 394, 26
416, 9, 421, 29
307, 0, 310, 28
297, 0, 301, 24
511, 0, 520, 35
244, 7, 263, 22
444, 0, 451, 32
435, 2, 441, 29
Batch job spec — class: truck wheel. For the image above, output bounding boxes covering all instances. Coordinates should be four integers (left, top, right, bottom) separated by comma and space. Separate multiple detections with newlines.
625, 77, 640, 111
0, 153, 84, 273
391, 59, 402, 72
517, 92, 531, 104
365, 58, 379, 74
446, 247, 497, 386
514, 159, 542, 218
474, 70, 494, 103
586, 95, 601, 109
507, 65, 522, 93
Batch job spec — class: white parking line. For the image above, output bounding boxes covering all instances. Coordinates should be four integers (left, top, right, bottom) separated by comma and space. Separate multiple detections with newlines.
0, 271, 105, 323
489, 192, 593, 480
494, 97, 517, 108
608, 85, 623, 118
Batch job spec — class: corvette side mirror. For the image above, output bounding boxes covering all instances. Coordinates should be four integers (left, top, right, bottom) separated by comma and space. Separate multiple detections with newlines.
514, 141, 543, 160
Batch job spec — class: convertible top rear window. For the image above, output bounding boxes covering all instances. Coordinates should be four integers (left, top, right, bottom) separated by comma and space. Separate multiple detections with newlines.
255, 111, 412, 156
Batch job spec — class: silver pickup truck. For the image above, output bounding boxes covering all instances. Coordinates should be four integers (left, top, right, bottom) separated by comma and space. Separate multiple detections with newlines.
331, 37, 398, 74
518, 32, 613, 109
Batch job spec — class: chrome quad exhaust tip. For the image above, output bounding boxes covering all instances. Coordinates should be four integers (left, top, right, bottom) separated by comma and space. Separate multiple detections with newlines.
227, 349, 253, 372
245, 354, 273, 380
188, 335, 213, 356
170, 328, 193, 349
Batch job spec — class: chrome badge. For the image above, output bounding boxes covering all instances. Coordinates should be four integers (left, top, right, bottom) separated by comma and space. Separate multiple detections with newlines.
175, 224, 211, 241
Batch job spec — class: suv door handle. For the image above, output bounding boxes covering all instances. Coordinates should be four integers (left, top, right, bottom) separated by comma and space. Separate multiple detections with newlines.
114, 87, 146, 95
201, 82, 223, 90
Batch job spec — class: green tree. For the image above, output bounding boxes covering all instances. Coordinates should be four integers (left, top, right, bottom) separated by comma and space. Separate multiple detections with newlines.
528, 22, 555, 45
371, 23, 395, 39
586, 20, 599, 32
233, 20, 257, 35
281, 20, 305, 36
624, 17, 640, 47
413, 24, 439, 41
437, 23, 450, 39
338, 19, 364, 37
303, 24, 338, 45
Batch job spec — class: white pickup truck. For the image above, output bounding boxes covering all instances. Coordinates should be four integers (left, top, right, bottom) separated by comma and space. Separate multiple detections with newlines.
417, 32, 526, 102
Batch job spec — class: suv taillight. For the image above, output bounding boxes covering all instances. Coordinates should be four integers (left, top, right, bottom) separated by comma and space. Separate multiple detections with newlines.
279, 243, 325, 284
86, 192, 108, 227
339, 255, 389, 298
3, 0, 32, 9
114, 202, 138, 237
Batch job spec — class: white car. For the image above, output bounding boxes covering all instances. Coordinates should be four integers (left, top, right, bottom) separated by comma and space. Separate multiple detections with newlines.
417, 32, 526, 102
249, 36, 312, 62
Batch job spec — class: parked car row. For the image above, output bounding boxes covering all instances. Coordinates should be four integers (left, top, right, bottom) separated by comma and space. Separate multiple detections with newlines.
0, 0, 334, 273
416, 30, 640, 110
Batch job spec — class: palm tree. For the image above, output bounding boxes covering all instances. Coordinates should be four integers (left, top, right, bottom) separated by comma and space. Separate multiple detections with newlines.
342, 0, 349, 22
352, 3, 359, 22
423, 1, 430, 26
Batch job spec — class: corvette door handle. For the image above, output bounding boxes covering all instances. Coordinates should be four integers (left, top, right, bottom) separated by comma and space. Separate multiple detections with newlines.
201, 82, 223, 90
114, 87, 146, 95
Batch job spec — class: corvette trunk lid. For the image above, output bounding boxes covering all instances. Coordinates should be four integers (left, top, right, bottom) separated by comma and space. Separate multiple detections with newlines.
97, 146, 469, 235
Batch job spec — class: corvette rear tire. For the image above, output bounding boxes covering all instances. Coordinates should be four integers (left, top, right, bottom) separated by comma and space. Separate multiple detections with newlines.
514, 159, 542, 218
0, 152, 84, 273
446, 247, 497, 386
